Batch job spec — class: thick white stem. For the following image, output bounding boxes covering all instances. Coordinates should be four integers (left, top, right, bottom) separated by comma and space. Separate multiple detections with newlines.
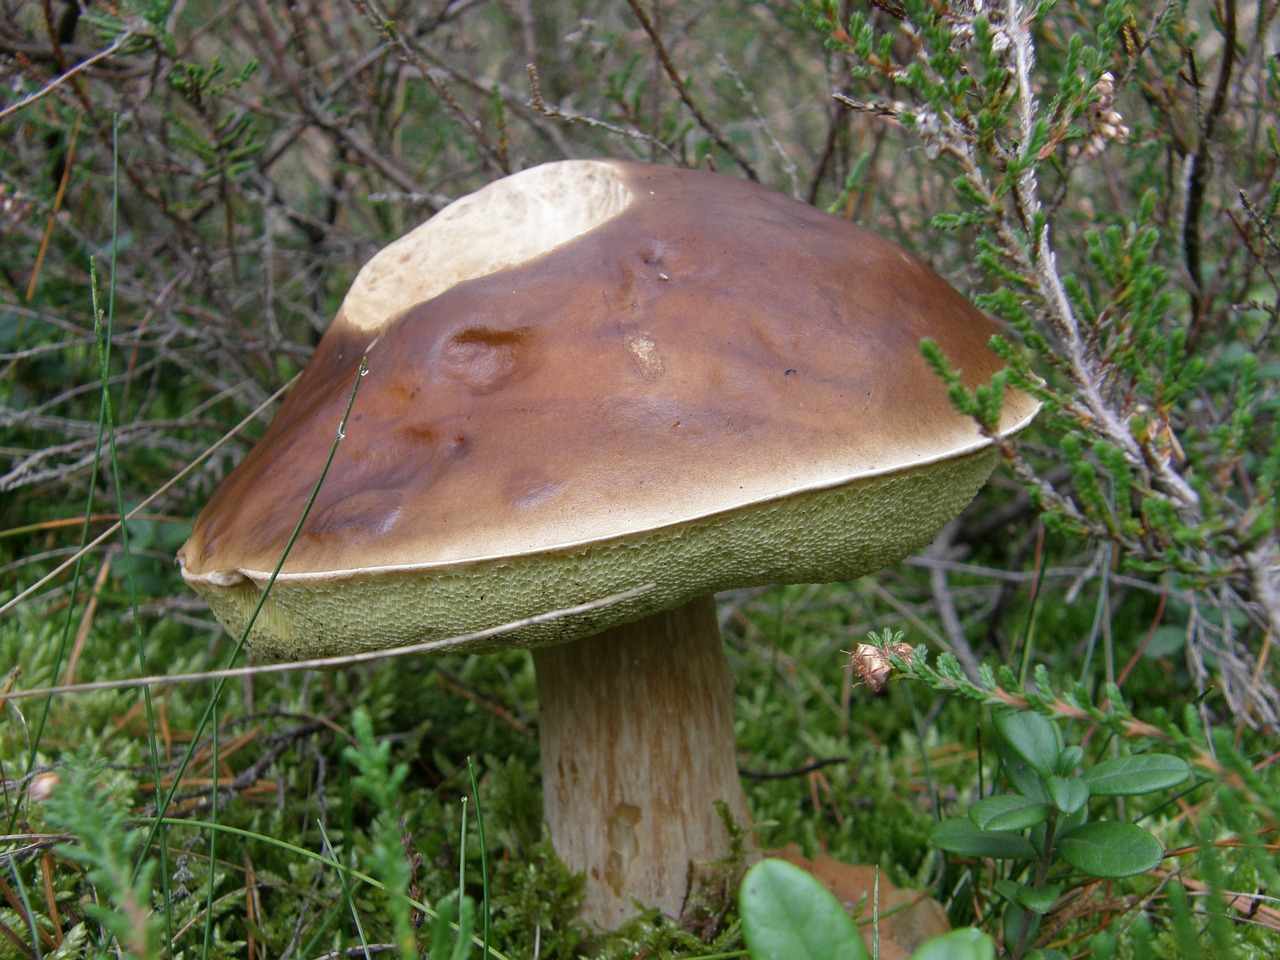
533, 596, 750, 930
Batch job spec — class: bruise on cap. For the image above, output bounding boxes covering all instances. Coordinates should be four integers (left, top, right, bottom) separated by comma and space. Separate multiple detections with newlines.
179, 160, 1036, 659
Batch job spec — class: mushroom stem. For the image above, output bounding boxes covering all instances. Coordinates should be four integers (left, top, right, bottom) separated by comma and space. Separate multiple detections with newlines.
533, 595, 750, 929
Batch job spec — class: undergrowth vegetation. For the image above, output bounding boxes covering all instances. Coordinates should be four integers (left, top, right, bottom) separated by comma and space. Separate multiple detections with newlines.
1, 0, 1277, 957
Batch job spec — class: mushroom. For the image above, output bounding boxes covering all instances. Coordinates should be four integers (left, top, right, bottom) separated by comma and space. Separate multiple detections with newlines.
178, 159, 1038, 930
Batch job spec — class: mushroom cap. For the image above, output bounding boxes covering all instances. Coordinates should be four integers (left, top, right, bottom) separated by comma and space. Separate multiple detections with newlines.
179, 159, 1038, 660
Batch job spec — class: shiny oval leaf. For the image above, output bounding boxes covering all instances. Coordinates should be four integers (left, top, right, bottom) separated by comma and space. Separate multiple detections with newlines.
1006, 759, 1050, 802
1046, 775, 1090, 815
995, 711, 1062, 777
739, 859, 869, 960
1056, 822, 1164, 878
1018, 883, 1062, 915
970, 794, 1052, 832
1057, 745, 1085, 775
932, 818, 1038, 860
911, 928, 997, 960
1083, 755, 1190, 796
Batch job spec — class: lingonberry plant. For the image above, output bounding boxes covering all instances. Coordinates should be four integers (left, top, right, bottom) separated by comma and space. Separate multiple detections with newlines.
931, 707, 1189, 959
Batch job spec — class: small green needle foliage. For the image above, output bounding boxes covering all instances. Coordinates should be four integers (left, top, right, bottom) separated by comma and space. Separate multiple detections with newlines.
342, 709, 485, 960
41, 759, 162, 960
428, 892, 478, 960
343, 709, 420, 958
810, 0, 1280, 729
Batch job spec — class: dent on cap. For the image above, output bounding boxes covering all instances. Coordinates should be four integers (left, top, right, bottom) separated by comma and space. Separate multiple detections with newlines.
179, 159, 1037, 657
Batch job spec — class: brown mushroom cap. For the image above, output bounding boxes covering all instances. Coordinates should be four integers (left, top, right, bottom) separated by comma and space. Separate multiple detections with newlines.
178, 159, 1037, 660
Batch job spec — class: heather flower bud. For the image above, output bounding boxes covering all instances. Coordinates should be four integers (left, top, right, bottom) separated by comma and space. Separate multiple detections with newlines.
846, 641, 915, 692
28, 772, 60, 803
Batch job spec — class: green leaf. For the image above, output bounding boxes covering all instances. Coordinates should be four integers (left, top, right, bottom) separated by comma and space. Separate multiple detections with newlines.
1057, 745, 1085, 775
1019, 883, 1062, 915
993, 878, 1060, 915
995, 710, 1062, 777
1056, 822, 1164, 878
993, 878, 1025, 904
1058, 798, 1090, 834
740, 859, 869, 960
1002, 904, 1041, 954
970, 793, 1052, 831
1006, 759, 1050, 803
1083, 755, 1191, 796
932, 818, 1038, 860
1046, 775, 1090, 814
429, 895, 456, 958
450, 896, 476, 960
911, 927, 997, 960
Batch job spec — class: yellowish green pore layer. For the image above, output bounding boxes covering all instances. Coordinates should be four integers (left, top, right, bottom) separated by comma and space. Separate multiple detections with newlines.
191, 448, 999, 661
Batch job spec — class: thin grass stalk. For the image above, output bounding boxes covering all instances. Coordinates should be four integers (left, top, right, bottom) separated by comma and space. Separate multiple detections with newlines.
88, 115, 175, 949
318, 819, 374, 957
467, 757, 491, 960
128, 353, 367, 933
